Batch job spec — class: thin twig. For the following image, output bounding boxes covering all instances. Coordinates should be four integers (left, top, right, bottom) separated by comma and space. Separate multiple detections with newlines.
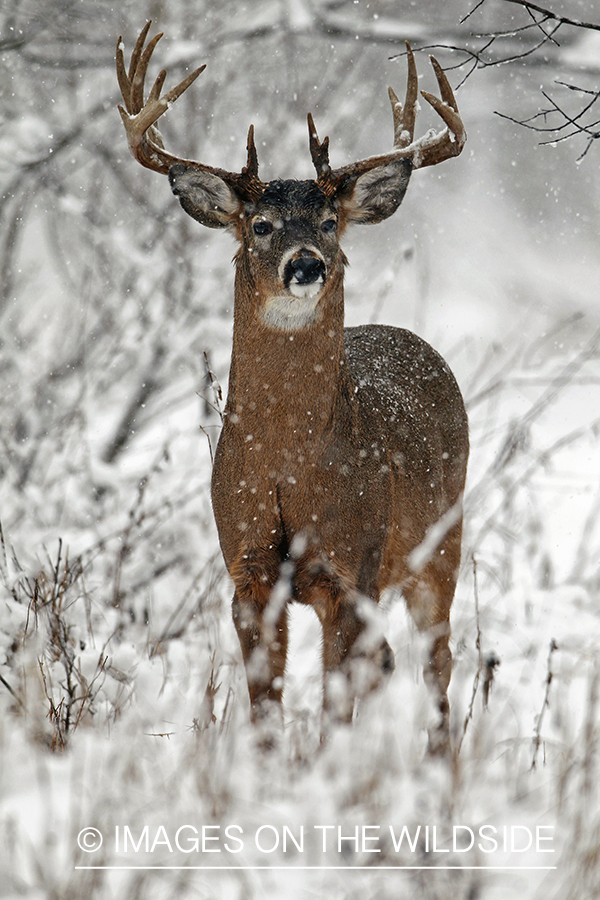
457, 555, 484, 755
525, 5, 560, 46
531, 638, 558, 769
0, 673, 25, 709
460, 0, 489, 25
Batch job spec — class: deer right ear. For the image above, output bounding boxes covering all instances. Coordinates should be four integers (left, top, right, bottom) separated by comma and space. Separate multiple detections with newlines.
340, 158, 413, 226
169, 165, 240, 229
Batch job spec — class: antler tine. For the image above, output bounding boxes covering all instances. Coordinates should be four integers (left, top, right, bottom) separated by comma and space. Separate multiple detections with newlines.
116, 21, 153, 114
128, 20, 152, 85
130, 30, 164, 114
416, 56, 466, 168
244, 125, 259, 179
419, 91, 464, 143
148, 68, 168, 106
429, 55, 459, 112
308, 114, 329, 171
116, 35, 133, 113
388, 42, 418, 150
419, 56, 462, 134
308, 113, 336, 195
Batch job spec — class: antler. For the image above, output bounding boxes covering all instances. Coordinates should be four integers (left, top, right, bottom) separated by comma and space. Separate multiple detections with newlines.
309, 43, 466, 197
117, 27, 465, 204
116, 22, 264, 200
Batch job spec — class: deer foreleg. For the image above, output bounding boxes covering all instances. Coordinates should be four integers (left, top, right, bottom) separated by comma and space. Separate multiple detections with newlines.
232, 593, 289, 717
299, 567, 393, 727
230, 551, 289, 724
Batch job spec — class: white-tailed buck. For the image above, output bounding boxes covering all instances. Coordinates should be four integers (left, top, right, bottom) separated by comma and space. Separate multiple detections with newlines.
117, 23, 469, 753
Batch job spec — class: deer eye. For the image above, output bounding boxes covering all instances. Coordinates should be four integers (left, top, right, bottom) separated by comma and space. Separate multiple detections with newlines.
253, 219, 273, 236
321, 218, 337, 233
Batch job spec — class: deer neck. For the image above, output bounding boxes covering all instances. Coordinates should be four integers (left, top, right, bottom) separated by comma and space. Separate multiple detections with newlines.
226, 260, 352, 440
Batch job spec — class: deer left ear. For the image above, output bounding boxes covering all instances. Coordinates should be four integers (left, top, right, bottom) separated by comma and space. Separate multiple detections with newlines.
340, 158, 412, 225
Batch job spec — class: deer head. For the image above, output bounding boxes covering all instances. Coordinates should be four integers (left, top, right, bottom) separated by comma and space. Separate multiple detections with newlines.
117, 24, 465, 332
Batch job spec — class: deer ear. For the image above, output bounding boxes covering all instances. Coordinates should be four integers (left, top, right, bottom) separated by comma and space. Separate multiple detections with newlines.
340, 158, 412, 225
169, 165, 241, 229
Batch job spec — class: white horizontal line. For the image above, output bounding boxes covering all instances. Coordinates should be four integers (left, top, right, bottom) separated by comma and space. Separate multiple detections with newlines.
75, 865, 557, 871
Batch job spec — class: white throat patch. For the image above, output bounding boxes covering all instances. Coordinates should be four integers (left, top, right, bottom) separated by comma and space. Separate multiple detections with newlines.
259, 289, 323, 332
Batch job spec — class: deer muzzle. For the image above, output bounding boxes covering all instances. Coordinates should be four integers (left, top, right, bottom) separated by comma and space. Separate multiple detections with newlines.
282, 249, 326, 299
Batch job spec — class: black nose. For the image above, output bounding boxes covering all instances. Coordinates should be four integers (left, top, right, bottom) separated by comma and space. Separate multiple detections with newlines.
284, 256, 326, 286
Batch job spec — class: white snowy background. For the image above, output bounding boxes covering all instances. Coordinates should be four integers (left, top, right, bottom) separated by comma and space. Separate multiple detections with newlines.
1, 0, 599, 897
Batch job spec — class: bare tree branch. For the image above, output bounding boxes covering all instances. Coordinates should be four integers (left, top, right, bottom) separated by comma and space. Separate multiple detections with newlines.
496, 83, 600, 159
407, 0, 600, 156
500, 0, 600, 32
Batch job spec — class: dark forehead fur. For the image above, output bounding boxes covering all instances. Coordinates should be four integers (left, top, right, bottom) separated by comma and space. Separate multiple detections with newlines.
257, 179, 331, 212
